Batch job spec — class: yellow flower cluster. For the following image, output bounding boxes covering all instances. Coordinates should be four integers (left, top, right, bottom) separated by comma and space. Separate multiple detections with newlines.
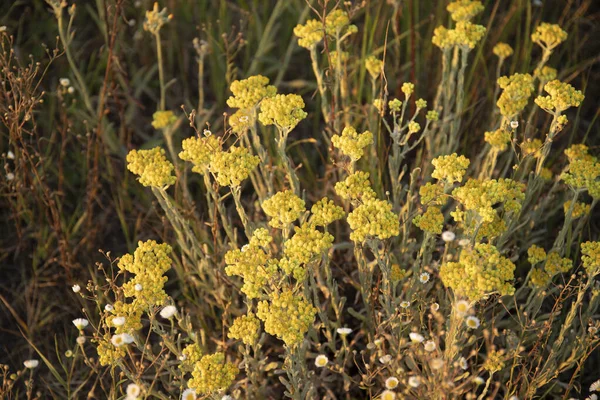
293, 19, 323, 49
390, 264, 408, 282
228, 313, 260, 345
180, 343, 203, 372
426, 110, 440, 121
493, 42, 513, 59
151, 110, 177, 129
484, 129, 511, 151
226, 75, 276, 110
225, 245, 275, 299
249, 228, 273, 248
118, 240, 173, 308
408, 121, 421, 134
106, 301, 143, 334
365, 56, 383, 79
561, 146, 600, 198
528, 248, 573, 287
209, 146, 259, 187
431, 153, 470, 183
432, 22, 486, 49
347, 198, 399, 242
447, 0, 484, 22
534, 80, 584, 112
581, 241, 600, 276
277, 257, 305, 281
325, 10, 357, 36
126, 147, 176, 188
187, 353, 238, 395
259, 94, 307, 131
520, 138, 543, 157
564, 200, 590, 219
432, 26, 456, 49
565, 144, 593, 162
310, 197, 345, 226
284, 223, 334, 264
527, 245, 547, 265
419, 182, 446, 205
531, 23, 567, 51
257, 289, 316, 347
179, 136, 221, 174
334, 171, 376, 201
534, 66, 557, 83
229, 109, 255, 134
413, 206, 444, 235
261, 190, 305, 228
401, 82, 415, 97
97, 334, 126, 366
415, 98, 427, 109
452, 178, 525, 223
331, 126, 373, 161
483, 349, 505, 373
329, 50, 349, 65
440, 243, 515, 301
496, 73, 534, 117
143, 2, 171, 34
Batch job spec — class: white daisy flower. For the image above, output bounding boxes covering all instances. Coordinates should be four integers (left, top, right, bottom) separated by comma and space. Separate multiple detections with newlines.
441, 231, 456, 242
241, 244, 249, 252
0, 26, 6, 32
76, 336, 86, 345
381, 390, 396, 400
458, 238, 470, 247
336, 327, 352, 336
465, 316, 480, 329
591, 379, 600, 392
71, 284, 81, 293
126, 383, 141, 397
67, 86, 75, 94
510, 120, 519, 129
409, 332, 424, 343
379, 355, 392, 364
430, 358, 444, 370
455, 300, 471, 317
473, 376, 485, 385
385, 376, 399, 389
112, 316, 126, 327
419, 272, 430, 283
407, 376, 421, 388
6, 172, 15, 181
314, 354, 328, 368
134, 283, 143, 291
203, 129, 212, 137
181, 389, 196, 400
59, 78, 70, 87
424, 340, 436, 352
23, 359, 39, 369
72, 318, 89, 330
400, 301, 410, 308
111, 333, 134, 347
7, 150, 15, 159
459, 356, 468, 370
104, 304, 114, 312
160, 305, 177, 319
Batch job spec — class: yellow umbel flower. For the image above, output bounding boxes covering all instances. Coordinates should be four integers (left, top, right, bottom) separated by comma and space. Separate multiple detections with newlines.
534, 66, 557, 83
413, 206, 444, 235
581, 241, 600, 276
310, 198, 345, 226
293, 19, 323, 49
259, 94, 307, 131
534, 80, 584, 112
390, 264, 408, 282
419, 182, 446, 206
119, 240, 173, 308
180, 343, 203, 372
447, 0, 484, 22
331, 126, 373, 162
426, 110, 440, 121
105, 301, 143, 334
496, 73, 535, 118
151, 110, 177, 129
484, 129, 511, 151
325, 9, 357, 36
432, 26, 457, 49
249, 228, 273, 248
143, 2, 172, 34
527, 245, 547, 265
565, 144, 593, 162
187, 353, 238, 395
225, 245, 275, 299
493, 42, 513, 59
365, 56, 384, 79
520, 138, 543, 157
262, 190, 305, 228
483, 349, 505, 373
454, 21, 486, 49
401, 82, 415, 97
561, 151, 600, 198
257, 289, 316, 347
347, 199, 399, 242
126, 147, 176, 188
334, 171, 376, 201
227, 75, 276, 110
209, 146, 259, 187
431, 153, 470, 184
545, 252, 573, 276
415, 98, 427, 109
229, 313, 260, 345
97, 334, 127, 366
564, 200, 591, 219
530, 267, 551, 288
179, 135, 221, 174
276, 257, 305, 281
440, 243, 515, 301
531, 23, 567, 51
229, 109, 255, 134
408, 121, 421, 134
284, 223, 334, 264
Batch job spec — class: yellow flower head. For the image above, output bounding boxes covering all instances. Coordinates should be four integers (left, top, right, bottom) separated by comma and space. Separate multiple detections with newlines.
325, 9, 356, 36
257, 289, 316, 347
531, 23, 567, 51
179, 135, 221, 174
432, 25, 457, 49
284, 223, 334, 264
447, 0, 484, 22
544, 251, 573, 276
413, 206, 444, 235
347, 199, 399, 242
187, 353, 238, 395
293, 19, 323, 49
334, 171, 376, 201
179, 343, 203, 372
534, 80, 584, 112
527, 244, 547, 265
209, 146, 259, 187
249, 228, 273, 248
259, 94, 307, 131
310, 197, 345, 226
581, 241, 600, 276
151, 110, 177, 129
228, 313, 260, 345
483, 350, 505, 373
431, 153, 470, 183
365, 56, 384, 79
225, 245, 275, 299
143, 2, 172, 34
229, 109, 255, 134
419, 182, 446, 206
126, 147, 176, 188
534, 65, 557, 83
388, 99, 402, 112
493, 42, 513, 59
227, 75, 277, 110
454, 21, 486, 49
440, 243, 515, 301
262, 190, 306, 228
561, 156, 600, 198
105, 301, 143, 334
564, 200, 590, 219
484, 129, 511, 152
401, 82, 415, 98
331, 126, 373, 161
496, 73, 534, 117
520, 138, 543, 158
97, 334, 126, 366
